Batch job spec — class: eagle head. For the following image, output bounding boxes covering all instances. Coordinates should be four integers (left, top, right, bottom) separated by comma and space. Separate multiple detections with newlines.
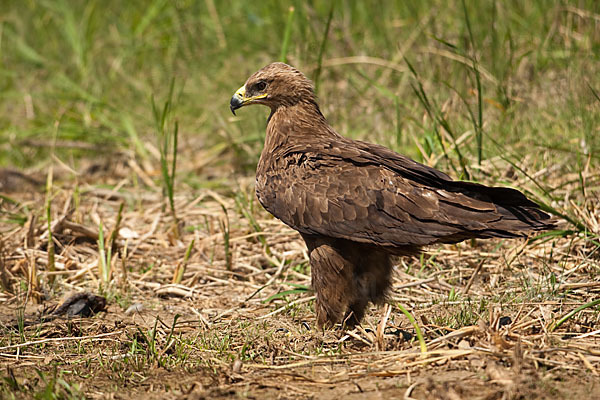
230, 62, 316, 115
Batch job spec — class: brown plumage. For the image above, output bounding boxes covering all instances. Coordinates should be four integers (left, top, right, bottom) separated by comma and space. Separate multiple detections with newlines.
230, 62, 556, 327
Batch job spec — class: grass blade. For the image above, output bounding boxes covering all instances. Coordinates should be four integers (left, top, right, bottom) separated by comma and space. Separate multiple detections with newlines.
313, 1, 335, 93
263, 287, 308, 303
97, 220, 108, 284
405, 56, 470, 179
397, 303, 427, 356
461, 0, 484, 165
173, 239, 194, 284
549, 299, 600, 332
279, 6, 295, 63
588, 82, 600, 104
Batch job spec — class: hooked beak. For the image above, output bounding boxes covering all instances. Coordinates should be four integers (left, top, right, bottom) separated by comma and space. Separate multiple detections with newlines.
229, 85, 267, 115
230, 86, 245, 115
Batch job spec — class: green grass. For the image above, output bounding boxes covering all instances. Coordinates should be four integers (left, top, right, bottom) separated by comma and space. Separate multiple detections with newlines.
1, 367, 85, 400
1, 1, 598, 174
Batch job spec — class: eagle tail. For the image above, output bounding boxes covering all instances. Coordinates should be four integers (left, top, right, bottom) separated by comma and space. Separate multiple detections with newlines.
445, 181, 557, 241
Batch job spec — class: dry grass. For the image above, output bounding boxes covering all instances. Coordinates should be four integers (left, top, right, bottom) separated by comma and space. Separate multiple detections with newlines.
0, 153, 598, 399
1, 3, 600, 397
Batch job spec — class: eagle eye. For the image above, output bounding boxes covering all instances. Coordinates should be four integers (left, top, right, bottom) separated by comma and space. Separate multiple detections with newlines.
255, 81, 267, 92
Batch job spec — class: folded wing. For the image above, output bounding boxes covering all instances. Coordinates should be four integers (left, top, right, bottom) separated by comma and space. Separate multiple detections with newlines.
258, 143, 554, 249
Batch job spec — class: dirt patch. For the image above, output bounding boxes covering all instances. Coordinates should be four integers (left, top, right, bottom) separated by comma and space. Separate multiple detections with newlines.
1, 164, 599, 399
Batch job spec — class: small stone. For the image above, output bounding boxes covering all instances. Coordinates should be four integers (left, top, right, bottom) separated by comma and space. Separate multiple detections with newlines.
232, 359, 242, 373
125, 303, 144, 315
119, 227, 139, 239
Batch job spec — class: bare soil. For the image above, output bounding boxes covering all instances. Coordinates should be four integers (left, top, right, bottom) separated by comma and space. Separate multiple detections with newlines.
1, 164, 599, 399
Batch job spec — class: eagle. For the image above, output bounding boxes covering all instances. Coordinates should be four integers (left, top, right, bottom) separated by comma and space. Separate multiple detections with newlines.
230, 62, 555, 328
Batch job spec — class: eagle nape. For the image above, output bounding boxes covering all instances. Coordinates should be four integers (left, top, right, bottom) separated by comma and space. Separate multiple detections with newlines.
230, 62, 557, 329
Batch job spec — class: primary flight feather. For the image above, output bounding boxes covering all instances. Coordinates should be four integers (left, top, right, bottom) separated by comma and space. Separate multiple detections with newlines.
230, 62, 555, 327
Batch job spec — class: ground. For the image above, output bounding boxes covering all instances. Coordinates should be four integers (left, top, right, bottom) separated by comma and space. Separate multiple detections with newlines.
1, 2, 600, 398
0, 160, 598, 399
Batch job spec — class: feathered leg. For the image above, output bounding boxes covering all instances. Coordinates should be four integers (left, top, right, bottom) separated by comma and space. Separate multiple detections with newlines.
345, 248, 393, 327
304, 237, 354, 327
302, 235, 396, 328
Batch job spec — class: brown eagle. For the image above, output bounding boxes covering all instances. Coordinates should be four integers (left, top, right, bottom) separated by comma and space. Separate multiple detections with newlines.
230, 62, 555, 327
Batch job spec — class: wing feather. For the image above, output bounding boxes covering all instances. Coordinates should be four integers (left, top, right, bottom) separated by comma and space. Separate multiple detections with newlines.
257, 145, 553, 248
